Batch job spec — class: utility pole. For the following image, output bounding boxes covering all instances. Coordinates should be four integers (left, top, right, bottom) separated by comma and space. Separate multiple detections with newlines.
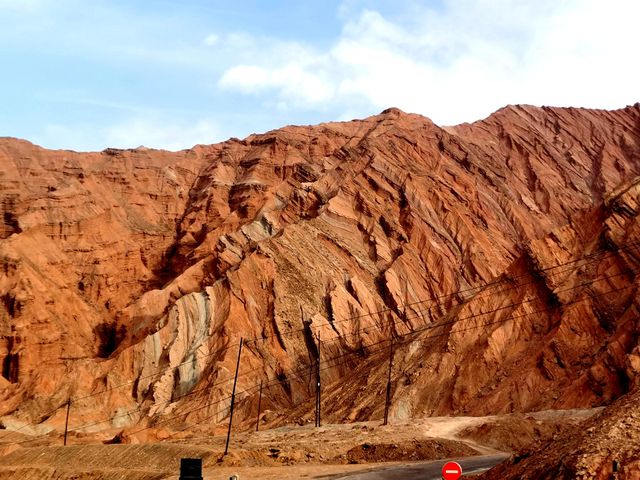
384, 300, 402, 427
224, 338, 243, 456
255, 379, 263, 432
63, 399, 71, 446
404, 281, 410, 327
315, 331, 321, 428
383, 335, 394, 426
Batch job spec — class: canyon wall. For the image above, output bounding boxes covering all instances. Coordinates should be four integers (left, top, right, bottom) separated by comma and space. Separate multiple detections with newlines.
1, 104, 639, 436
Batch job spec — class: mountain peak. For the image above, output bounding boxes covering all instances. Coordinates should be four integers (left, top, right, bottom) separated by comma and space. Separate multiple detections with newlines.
379, 107, 407, 116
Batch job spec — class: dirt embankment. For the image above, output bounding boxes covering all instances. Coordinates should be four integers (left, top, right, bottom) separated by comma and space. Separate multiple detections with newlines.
0, 410, 598, 479
478, 388, 640, 479
457, 409, 598, 452
343, 439, 476, 464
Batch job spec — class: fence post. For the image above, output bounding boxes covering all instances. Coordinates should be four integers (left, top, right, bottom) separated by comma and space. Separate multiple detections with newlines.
255, 379, 263, 432
224, 338, 243, 456
316, 331, 321, 428
63, 399, 71, 446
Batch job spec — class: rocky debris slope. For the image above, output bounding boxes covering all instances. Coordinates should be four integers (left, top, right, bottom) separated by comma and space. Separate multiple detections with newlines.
0, 104, 639, 438
479, 386, 640, 479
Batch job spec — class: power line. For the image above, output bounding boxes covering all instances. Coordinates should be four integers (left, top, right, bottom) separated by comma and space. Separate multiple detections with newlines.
161, 340, 397, 440
6, 275, 635, 448
61, 240, 640, 408
73, 341, 241, 403
144, 278, 640, 441
0, 404, 64, 442
244, 240, 640, 342
398, 279, 638, 346
5, 245, 638, 446
7, 335, 394, 447
306, 265, 640, 349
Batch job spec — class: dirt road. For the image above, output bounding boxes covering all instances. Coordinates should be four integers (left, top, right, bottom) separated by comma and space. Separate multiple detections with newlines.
0, 410, 595, 479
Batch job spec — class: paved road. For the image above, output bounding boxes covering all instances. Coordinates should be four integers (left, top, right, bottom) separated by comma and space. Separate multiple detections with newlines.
331, 454, 509, 479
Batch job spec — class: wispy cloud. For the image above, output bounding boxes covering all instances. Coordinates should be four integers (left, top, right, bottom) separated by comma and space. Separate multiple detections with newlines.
220, 64, 335, 107
42, 117, 220, 152
217, 0, 640, 124
3, 0, 638, 151
103, 117, 219, 151
204, 33, 220, 46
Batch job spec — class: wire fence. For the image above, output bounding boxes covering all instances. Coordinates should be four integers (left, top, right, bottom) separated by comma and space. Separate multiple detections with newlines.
1, 240, 639, 452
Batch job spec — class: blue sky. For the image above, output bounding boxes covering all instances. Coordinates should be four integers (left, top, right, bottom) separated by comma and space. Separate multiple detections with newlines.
1, 0, 638, 151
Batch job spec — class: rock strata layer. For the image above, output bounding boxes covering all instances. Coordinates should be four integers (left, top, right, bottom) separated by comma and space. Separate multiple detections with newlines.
0, 104, 639, 447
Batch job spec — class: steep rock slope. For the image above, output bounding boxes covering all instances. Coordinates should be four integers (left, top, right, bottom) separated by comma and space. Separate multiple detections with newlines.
1, 104, 639, 435
0, 143, 209, 412
306, 176, 640, 424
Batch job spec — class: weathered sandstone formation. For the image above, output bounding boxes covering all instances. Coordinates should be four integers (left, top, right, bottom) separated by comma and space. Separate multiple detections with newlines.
1, 104, 639, 446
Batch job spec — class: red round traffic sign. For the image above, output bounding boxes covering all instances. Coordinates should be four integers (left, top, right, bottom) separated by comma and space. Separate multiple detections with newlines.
442, 461, 463, 480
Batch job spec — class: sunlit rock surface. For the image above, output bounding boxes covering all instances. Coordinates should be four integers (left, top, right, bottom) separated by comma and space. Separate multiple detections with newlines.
1, 104, 639, 444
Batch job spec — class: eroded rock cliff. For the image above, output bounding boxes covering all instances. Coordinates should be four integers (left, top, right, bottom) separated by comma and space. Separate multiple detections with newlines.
1, 104, 639, 440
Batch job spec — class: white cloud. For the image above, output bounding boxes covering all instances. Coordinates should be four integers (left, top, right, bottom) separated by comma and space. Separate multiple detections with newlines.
222, 32, 256, 51
219, 65, 270, 93
41, 117, 220, 152
204, 33, 219, 46
520, 0, 640, 108
104, 118, 219, 151
219, 64, 335, 106
217, 0, 640, 124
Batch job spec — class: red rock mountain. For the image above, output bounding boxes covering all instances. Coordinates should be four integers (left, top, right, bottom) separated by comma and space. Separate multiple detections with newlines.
1, 104, 640, 444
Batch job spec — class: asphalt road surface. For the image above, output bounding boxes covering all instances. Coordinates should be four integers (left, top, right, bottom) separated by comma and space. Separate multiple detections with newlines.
332, 454, 510, 479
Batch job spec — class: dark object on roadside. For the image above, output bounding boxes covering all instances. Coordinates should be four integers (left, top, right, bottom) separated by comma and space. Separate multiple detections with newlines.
102, 430, 125, 444
179, 458, 202, 480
